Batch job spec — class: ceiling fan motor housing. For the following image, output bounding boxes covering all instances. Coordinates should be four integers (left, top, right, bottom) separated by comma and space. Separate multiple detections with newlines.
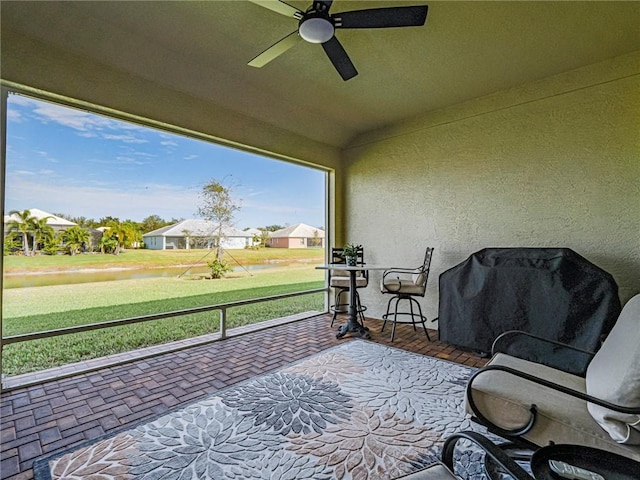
299, 9, 335, 43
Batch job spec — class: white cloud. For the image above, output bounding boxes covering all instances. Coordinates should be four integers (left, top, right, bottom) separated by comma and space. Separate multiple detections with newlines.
5, 177, 201, 221
5, 176, 323, 228
241, 187, 268, 198
7, 94, 40, 107
9, 94, 148, 144
131, 151, 157, 158
6, 109, 22, 122
86, 156, 149, 166
102, 134, 148, 144
33, 102, 112, 132
115, 156, 149, 165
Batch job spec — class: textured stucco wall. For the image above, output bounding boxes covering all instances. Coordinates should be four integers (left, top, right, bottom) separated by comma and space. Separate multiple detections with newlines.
343, 52, 640, 325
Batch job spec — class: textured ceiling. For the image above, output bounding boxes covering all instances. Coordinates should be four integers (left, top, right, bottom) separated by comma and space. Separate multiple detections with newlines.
2, 1, 639, 148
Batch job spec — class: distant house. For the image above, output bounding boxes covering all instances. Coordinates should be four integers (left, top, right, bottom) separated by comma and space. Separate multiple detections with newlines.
243, 227, 262, 247
3, 208, 77, 233
3, 208, 80, 253
142, 219, 253, 250
266, 223, 325, 248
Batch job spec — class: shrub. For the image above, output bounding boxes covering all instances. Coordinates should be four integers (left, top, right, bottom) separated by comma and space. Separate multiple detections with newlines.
207, 258, 233, 279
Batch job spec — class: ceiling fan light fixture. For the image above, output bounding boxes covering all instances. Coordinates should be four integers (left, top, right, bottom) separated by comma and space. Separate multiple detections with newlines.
299, 17, 334, 43
250, 1, 429, 81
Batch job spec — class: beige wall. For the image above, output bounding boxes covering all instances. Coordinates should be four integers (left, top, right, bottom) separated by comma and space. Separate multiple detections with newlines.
343, 52, 640, 324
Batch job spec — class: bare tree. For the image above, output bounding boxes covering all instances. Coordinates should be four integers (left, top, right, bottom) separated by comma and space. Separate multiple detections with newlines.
197, 178, 241, 260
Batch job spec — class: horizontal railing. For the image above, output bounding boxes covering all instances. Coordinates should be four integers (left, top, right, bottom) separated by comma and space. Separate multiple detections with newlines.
1, 287, 328, 390
3, 288, 326, 344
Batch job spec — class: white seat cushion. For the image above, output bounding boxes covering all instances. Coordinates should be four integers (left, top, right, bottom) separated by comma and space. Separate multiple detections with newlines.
381, 277, 424, 295
586, 294, 640, 444
330, 276, 368, 288
412, 269, 426, 287
466, 353, 640, 461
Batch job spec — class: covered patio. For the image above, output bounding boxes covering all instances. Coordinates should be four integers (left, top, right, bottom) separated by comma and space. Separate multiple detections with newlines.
1, 316, 486, 479
1, 1, 639, 479
1, 1, 636, 320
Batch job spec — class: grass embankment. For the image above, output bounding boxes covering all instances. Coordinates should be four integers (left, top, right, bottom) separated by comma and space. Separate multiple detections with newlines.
2, 249, 326, 376
3, 248, 324, 273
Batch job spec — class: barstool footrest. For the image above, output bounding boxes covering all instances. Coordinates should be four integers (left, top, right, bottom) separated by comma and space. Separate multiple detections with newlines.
381, 295, 432, 342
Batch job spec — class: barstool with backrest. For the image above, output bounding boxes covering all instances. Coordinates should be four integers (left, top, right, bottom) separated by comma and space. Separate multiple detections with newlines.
380, 247, 434, 341
329, 246, 368, 326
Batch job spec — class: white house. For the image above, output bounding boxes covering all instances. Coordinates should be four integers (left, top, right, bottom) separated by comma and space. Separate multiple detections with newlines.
142, 219, 253, 250
3, 208, 77, 233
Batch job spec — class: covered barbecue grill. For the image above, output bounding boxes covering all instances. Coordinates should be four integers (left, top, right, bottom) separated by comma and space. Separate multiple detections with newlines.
439, 248, 621, 372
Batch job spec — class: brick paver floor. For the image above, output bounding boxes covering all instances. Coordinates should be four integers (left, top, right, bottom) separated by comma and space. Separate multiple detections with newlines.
0, 314, 486, 480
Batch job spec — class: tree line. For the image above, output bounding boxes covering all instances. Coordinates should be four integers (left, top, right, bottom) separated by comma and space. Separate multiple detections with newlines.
4, 179, 287, 257
4, 209, 286, 257
4, 210, 152, 256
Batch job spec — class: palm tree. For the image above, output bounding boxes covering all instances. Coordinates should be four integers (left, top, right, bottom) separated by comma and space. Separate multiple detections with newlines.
6, 209, 37, 255
105, 222, 126, 255
101, 220, 138, 254
42, 230, 64, 255
98, 231, 118, 254
121, 221, 141, 249
32, 216, 54, 254
62, 226, 91, 255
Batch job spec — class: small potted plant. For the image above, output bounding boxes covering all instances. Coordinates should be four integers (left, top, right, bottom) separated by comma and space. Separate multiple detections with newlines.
343, 243, 361, 266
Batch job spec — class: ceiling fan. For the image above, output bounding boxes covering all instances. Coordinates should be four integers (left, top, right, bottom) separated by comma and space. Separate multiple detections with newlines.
248, 0, 428, 81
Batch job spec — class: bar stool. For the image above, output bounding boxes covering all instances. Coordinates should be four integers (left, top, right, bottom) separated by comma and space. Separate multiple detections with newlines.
380, 247, 434, 341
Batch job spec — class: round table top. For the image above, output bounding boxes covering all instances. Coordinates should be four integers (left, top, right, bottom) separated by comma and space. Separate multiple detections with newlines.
315, 264, 390, 271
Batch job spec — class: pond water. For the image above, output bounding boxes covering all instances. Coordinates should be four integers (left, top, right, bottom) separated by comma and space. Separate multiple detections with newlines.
3, 263, 288, 289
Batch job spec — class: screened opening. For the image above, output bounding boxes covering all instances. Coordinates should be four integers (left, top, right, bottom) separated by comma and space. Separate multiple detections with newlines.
1, 90, 329, 377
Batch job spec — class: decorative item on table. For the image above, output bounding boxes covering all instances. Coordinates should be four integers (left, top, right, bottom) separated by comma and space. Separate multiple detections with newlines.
343, 243, 361, 266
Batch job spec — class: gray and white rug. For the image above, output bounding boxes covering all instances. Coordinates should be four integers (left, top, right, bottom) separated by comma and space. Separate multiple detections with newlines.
35, 340, 496, 480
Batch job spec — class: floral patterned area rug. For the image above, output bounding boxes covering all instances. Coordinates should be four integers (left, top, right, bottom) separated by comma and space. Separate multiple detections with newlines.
34, 340, 493, 480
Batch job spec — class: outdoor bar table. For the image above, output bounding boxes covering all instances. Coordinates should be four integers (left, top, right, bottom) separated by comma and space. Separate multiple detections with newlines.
316, 264, 389, 339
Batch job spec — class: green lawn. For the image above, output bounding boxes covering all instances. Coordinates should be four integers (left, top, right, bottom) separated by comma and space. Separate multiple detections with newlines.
2, 249, 327, 376
3, 247, 324, 272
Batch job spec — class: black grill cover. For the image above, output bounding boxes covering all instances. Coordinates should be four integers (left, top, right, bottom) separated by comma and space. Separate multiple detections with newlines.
439, 248, 620, 372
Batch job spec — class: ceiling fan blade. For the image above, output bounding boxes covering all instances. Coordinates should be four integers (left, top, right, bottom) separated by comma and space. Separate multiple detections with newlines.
333, 5, 428, 29
248, 31, 301, 68
248, 0, 303, 19
321, 36, 357, 81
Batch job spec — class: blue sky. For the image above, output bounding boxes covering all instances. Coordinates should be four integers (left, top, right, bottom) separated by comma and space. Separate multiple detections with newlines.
5, 93, 326, 229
